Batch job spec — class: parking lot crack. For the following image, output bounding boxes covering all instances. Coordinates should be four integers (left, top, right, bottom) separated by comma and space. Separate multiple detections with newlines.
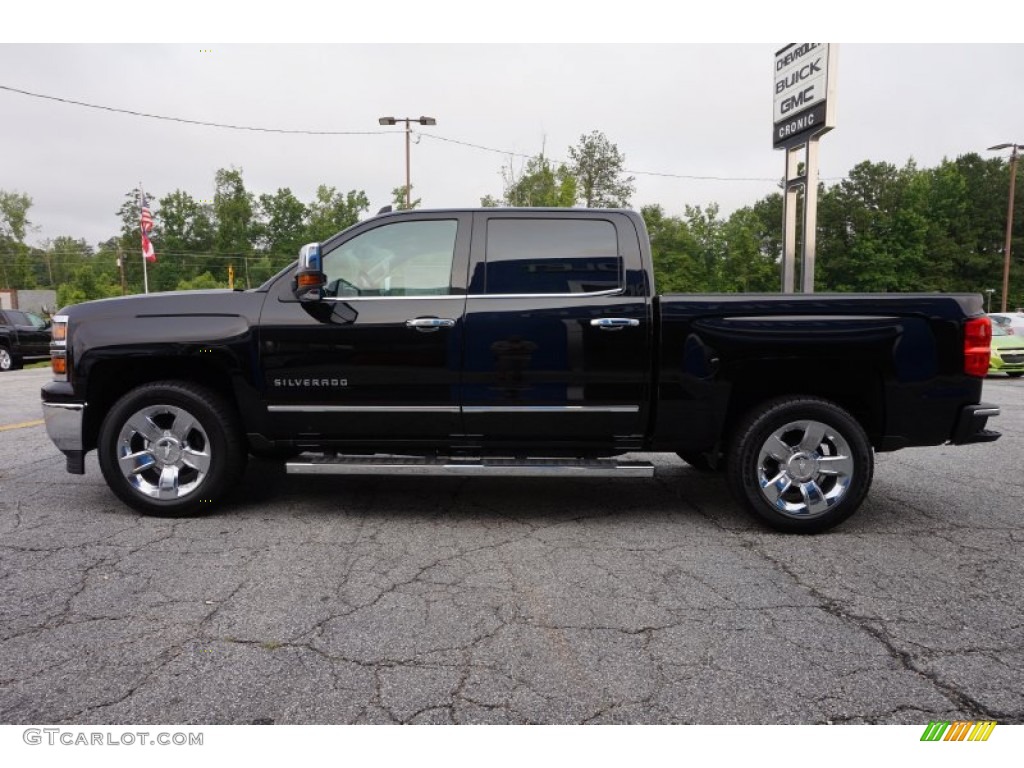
738, 535, 1006, 721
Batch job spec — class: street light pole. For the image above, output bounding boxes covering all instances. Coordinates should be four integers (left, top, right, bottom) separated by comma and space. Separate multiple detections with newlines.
988, 143, 1022, 313
404, 119, 412, 209
379, 115, 437, 209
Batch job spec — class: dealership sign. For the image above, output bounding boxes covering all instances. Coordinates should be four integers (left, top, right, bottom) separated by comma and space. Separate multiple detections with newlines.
773, 43, 837, 148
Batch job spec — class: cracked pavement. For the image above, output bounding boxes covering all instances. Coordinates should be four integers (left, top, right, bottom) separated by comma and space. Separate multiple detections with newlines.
1, 368, 1022, 724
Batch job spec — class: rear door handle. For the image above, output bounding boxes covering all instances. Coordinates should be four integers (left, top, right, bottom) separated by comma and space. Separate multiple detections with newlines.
590, 317, 640, 331
406, 317, 456, 332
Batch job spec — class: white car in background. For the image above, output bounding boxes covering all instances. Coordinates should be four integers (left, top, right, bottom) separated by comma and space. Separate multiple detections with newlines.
988, 312, 1024, 337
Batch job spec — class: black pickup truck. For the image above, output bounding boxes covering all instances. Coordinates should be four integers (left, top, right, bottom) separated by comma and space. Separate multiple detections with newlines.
0, 308, 52, 372
41, 208, 1000, 532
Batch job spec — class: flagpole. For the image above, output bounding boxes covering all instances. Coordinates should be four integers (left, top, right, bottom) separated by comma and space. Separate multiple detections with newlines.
139, 183, 149, 294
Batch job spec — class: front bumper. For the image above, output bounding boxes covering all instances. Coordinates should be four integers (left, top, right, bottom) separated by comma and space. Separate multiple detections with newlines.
42, 401, 87, 474
950, 403, 1001, 445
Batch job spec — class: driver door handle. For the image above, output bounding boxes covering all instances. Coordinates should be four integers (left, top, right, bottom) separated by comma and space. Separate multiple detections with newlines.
406, 317, 456, 332
590, 317, 640, 331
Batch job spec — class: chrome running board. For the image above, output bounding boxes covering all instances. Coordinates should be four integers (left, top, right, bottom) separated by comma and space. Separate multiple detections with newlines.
285, 455, 654, 478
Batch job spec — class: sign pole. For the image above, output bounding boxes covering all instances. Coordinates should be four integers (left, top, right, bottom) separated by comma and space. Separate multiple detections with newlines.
773, 43, 837, 294
801, 137, 821, 293
781, 145, 802, 293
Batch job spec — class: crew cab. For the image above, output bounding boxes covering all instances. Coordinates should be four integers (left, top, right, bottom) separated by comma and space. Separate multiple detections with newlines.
1, 308, 52, 371
41, 208, 1000, 532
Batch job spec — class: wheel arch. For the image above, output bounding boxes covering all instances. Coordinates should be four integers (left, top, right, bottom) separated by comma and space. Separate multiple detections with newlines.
719, 362, 885, 453
82, 355, 243, 452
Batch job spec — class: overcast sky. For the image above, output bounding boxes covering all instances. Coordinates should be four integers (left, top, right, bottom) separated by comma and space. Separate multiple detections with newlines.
2, 35, 1022, 250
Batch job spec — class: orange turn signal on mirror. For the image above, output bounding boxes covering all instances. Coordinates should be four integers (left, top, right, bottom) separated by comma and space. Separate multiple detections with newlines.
296, 273, 324, 288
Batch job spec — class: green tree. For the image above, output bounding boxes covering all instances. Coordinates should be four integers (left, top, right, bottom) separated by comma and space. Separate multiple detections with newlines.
720, 207, 779, 292
304, 186, 370, 243
641, 204, 701, 292
684, 204, 730, 291
213, 168, 255, 287
0, 190, 32, 242
0, 246, 36, 290
0, 190, 34, 289
175, 271, 226, 291
257, 187, 308, 257
568, 130, 635, 208
391, 185, 421, 211
948, 152, 1020, 304
156, 190, 215, 292
44, 237, 94, 288
56, 263, 119, 307
816, 161, 913, 291
483, 152, 577, 207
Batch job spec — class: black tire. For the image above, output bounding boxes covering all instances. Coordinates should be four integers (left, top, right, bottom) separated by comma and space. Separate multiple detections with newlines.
726, 397, 873, 534
97, 381, 247, 516
1007, 372, 1023, 378
0, 345, 21, 371
676, 451, 722, 472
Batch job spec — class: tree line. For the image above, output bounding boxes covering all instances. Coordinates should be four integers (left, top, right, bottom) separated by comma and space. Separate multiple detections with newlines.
0, 131, 1021, 311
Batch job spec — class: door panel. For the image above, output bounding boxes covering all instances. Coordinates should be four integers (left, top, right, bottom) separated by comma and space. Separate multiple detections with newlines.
462, 295, 650, 443
258, 214, 471, 445
460, 213, 652, 447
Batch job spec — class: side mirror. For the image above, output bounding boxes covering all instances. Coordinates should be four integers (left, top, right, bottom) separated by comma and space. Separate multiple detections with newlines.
293, 242, 326, 302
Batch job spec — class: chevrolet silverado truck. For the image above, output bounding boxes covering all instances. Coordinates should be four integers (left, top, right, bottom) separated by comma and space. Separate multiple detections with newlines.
1, 308, 52, 371
41, 208, 1001, 532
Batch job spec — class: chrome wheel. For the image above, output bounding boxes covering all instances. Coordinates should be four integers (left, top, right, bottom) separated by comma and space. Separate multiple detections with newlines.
0, 347, 11, 371
729, 398, 873, 533
115, 404, 212, 500
756, 419, 854, 519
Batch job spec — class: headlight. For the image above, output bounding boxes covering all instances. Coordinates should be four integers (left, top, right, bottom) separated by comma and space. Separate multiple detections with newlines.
51, 315, 69, 381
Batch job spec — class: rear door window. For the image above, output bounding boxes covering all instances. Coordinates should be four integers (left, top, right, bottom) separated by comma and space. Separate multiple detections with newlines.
482, 218, 621, 295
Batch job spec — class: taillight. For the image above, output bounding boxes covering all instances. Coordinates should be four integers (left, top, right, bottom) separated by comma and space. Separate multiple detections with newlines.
963, 316, 992, 377
50, 315, 69, 381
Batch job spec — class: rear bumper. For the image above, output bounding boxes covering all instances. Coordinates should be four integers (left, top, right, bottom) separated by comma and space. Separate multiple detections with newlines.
950, 403, 1001, 445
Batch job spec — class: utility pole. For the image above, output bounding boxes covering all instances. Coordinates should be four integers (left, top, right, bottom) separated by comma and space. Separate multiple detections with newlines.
988, 143, 1022, 312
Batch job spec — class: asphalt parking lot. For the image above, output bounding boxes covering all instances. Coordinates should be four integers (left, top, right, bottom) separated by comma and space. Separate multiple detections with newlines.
1, 368, 1021, 724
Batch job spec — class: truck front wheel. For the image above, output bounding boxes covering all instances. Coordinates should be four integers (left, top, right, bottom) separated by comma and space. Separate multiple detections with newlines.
97, 381, 247, 516
727, 397, 873, 534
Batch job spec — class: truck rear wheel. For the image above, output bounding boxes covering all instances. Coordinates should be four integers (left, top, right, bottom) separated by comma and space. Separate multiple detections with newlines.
97, 381, 247, 516
727, 397, 873, 534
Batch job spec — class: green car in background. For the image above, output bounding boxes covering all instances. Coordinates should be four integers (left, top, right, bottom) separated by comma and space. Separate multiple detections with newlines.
989, 322, 1024, 377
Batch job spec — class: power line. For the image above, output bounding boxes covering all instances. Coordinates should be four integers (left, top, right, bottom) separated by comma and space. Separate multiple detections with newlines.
0, 85, 391, 136
1, 83, 816, 183
418, 132, 785, 182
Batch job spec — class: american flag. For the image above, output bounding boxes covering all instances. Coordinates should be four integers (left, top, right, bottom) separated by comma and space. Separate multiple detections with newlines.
140, 193, 156, 263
